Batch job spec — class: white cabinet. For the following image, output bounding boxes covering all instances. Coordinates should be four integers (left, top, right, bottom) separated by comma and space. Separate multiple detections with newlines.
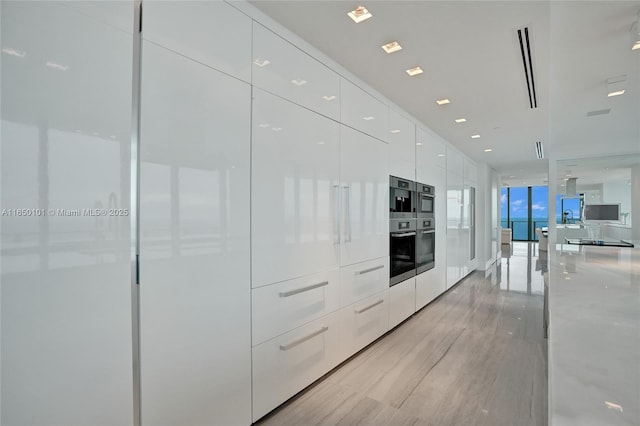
416, 269, 444, 310
339, 257, 389, 307
139, 42, 251, 426
339, 125, 389, 267
389, 277, 416, 329
388, 109, 416, 180
446, 151, 464, 288
416, 127, 446, 179
252, 23, 340, 120
340, 79, 389, 142
341, 290, 390, 357
252, 89, 340, 287
143, 0, 252, 82
0, 2, 134, 424
464, 158, 478, 185
252, 268, 340, 346
252, 311, 344, 422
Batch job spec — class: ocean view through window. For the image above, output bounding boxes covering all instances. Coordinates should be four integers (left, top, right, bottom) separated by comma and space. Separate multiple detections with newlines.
501, 186, 549, 241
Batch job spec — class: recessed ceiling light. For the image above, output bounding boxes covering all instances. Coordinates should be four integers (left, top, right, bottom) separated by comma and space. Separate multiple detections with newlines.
271, 127, 282, 132
381, 41, 402, 54
363, 116, 375, 121
471, 134, 481, 139
406, 66, 423, 76
2, 48, 26, 58
322, 95, 336, 101
347, 6, 372, 23
484, 149, 493, 152
437, 154, 445, 157
633, 41, 640, 51
416, 142, 423, 146
390, 129, 401, 134
46, 61, 69, 71
455, 118, 467, 123
291, 79, 307, 87
317, 141, 325, 145
253, 59, 270, 67
258, 123, 270, 128
436, 98, 450, 105
607, 75, 626, 97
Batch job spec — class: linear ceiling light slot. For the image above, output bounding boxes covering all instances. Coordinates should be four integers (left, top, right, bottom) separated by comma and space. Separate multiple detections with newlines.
517, 26, 538, 109
535, 141, 544, 159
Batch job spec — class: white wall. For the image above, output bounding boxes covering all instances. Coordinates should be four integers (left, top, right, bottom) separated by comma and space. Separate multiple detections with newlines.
602, 179, 632, 222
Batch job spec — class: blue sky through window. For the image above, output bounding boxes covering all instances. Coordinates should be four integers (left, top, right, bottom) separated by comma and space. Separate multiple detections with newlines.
500, 186, 549, 240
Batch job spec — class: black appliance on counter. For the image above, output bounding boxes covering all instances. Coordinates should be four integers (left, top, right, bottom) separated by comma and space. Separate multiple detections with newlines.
389, 177, 436, 286
389, 176, 415, 219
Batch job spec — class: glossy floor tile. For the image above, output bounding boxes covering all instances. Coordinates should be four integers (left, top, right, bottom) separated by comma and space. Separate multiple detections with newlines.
256, 242, 547, 426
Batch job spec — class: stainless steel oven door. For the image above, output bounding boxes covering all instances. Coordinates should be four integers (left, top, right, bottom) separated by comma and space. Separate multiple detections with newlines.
416, 219, 435, 274
390, 219, 417, 286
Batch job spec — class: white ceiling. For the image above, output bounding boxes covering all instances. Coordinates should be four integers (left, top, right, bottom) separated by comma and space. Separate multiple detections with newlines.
250, 1, 640, 182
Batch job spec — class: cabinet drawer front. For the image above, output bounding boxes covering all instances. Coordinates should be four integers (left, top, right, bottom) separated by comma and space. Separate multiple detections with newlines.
342, 290, 389, 357
252, 312, 342, 421
340, 257, 389, 307
389, 277, 416, 329
252, 269, 340, 346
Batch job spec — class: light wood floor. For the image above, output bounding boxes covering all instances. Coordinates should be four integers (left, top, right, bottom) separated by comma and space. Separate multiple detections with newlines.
256, 243, 547, 426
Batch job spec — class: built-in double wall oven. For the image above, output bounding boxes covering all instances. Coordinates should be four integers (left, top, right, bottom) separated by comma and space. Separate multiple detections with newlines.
389, 176, 435, 286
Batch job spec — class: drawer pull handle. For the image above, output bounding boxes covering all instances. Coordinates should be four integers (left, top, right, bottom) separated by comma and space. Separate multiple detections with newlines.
355, 265, 384, 276
355, 299, 384, 314
279, 281, 329, 298
279, 326, 329, 351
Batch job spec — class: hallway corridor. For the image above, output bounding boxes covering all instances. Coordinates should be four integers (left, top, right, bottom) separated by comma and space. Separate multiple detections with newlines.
256, 243, 548, 426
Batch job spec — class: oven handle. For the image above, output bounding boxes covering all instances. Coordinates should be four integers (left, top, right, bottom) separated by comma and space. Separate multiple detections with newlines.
421, 230, 435, 234
391, 232, 416, 238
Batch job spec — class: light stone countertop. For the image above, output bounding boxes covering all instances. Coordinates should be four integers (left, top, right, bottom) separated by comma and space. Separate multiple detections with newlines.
549, 242, 640, 426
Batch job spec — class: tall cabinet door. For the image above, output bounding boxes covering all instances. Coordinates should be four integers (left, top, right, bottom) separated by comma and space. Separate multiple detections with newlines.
1, 2, 135, 425
339, 125, 389, 267
139, 42, 251, 426
252, 89, 341, 288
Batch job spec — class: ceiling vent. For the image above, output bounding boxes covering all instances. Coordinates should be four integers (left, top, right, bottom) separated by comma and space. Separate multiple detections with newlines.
535, 141, 544, 159
517, 26, 538, 109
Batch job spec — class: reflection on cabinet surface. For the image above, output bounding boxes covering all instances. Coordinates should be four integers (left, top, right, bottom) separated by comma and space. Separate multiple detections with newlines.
139, 42, 251, 426
0, 2, 135, 424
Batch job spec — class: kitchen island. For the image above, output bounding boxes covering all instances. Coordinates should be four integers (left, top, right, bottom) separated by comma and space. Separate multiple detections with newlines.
549, 241, 640, 426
